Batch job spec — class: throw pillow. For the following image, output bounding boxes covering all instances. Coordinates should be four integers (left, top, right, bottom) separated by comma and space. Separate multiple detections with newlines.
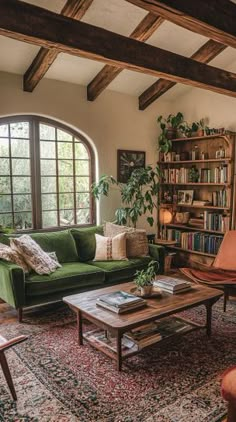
71, 226, 104, 262
94, 233, 127, 261
104, 222, 149, 257
10, 235, 61, 275
0, 243, 29, 273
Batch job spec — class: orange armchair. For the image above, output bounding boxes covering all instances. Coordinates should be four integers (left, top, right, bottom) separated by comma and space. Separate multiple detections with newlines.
221, 366, 236, 422
0, 334, 27, 400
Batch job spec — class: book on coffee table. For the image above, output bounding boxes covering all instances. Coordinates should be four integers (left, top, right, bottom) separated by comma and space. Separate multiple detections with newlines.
153, 276, 192, 293
96, 290, 146, 313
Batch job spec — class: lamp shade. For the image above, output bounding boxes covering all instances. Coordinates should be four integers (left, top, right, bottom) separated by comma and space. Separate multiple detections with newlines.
159, 208, 173, 225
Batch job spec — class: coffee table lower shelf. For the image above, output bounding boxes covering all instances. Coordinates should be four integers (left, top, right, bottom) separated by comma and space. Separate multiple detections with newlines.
83, 316, 204, 364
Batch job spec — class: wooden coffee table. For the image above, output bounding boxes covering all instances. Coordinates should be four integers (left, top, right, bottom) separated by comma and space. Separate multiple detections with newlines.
63, 282, 222, 371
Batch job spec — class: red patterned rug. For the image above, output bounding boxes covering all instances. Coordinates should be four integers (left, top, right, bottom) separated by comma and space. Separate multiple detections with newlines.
0, 298, 235, 421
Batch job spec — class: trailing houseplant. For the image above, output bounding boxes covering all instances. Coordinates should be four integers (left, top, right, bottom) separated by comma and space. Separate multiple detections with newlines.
157, 112, 184, 153
92, 165, 162, 228
134, 260, 159, 296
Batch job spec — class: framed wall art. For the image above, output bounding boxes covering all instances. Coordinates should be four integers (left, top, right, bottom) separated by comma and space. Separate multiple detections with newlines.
117, 149, 146, 183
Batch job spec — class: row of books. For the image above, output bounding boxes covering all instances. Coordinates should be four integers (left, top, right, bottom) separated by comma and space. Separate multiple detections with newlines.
212, 190, 229, 207
162, 165, 228, 184
165, 229, 223, 255
96, 290, 146, 314
203, 211, 230, 232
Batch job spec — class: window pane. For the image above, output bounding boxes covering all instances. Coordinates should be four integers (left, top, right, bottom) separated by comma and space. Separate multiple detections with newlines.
12, 177, 31, 194
59, 193, 74, 209
0, 213, 13, 228
14, 212, 32, 230
76, 193, 90, 208
12, 159, 30, 176
76, 208, 90, 224
0, 177, 11, 194
76, 177, 90, 192
41, 177, 57, 193
57, 129, 72, 142
11, 139, 29, 158
75, 160, 89, 176
10, 122, 29, 139
13, 194, 32, 212
58, 160, 73, 175
75, 142, 88, 159
0, 138, 9, 157
41, 160, 56, 176
60, 209, 74, 226
57, 142, 73, 159
0, 158, 10, 175
40, 141, 56, 159
41, 194, 57, 210
0, 124, 8, 138
42, 211, 57, 228
0, 195, 12, 213
40, 123, 55, 140
58, 177, 74, 192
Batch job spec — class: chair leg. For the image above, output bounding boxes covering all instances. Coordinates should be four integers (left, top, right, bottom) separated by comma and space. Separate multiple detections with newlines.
17, 308, 23, 323
227, 401, 236, 422
0, 352, 17, 400
224, 289, 229, 312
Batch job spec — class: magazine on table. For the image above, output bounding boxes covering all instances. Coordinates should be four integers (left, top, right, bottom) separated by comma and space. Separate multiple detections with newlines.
98, 290, 144, 308
96, 298, 147, 313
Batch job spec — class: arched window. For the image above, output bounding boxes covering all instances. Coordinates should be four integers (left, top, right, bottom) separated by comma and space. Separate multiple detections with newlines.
0, 116, 95, 231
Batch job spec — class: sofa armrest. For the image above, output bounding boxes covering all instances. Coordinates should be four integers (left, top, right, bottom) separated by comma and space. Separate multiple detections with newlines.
0, 260, 25, 309
148, 244, 165, 274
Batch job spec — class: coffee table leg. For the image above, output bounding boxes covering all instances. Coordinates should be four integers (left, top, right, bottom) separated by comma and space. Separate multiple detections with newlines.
206, 302, 212, 337
77, 310, 83, 345
116, 332, 122, 371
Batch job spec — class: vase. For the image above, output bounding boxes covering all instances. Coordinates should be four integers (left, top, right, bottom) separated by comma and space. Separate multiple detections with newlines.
140, 286, 153, 297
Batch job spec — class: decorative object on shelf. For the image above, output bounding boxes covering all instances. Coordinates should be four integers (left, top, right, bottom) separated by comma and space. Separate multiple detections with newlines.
157, 112, 184, 153
180, 151, 189, 161
159, 208, 173, 239
191, 145, 199, 160
117, 149, 146, 183
177, 190, 194, 205
175, 212, 190, 224
134, 260, 159, 297
92, 164, 161, 228
163, 190, 173, 204
179, 118, 206, 138
188, 166, 199, 182
216, 145, 225, 158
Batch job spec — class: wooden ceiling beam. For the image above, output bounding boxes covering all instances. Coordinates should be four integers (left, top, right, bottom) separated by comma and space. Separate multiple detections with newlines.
23, 0, 94, 92
139, 39, 227, 110
125, 0, 236, 49
1, 1, 236, 99
87, 13, 164, 101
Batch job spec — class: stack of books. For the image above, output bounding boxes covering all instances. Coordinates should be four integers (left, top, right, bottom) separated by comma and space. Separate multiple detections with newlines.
153, 276, 192, 294
96, 290, 146, 314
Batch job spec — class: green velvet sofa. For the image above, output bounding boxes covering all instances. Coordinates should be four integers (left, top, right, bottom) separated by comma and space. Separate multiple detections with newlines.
0, 226, 165, 322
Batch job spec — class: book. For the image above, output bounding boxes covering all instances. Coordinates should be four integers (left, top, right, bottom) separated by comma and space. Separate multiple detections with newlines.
98, 290, 144, 309
96, 299, 147, 314
157, 285, 192, 294
86, 329, 137, 353
153, 276, 191, 292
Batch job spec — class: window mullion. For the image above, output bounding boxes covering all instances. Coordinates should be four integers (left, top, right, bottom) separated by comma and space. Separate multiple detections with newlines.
31, 117, 42, 229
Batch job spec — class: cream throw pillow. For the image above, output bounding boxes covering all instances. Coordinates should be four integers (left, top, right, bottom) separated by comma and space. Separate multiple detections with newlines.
94, 233, 127, 261
104, 222, 149, 257
10, 235, 61, 275
0, 243, 29, 273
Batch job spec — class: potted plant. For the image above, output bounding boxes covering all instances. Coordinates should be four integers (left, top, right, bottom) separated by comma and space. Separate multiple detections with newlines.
134, 260, 159, 296
197, 119, 205, 137
157, 112, 184, 154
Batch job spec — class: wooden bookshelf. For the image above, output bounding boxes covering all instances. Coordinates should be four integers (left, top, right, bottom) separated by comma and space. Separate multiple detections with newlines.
158, 132, 236, 264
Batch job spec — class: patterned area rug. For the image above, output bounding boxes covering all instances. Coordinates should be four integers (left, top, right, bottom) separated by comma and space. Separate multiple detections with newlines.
0, 298, 235, 422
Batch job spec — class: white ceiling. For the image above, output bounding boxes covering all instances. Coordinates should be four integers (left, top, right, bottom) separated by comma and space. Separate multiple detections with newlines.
1, 0, 236, 99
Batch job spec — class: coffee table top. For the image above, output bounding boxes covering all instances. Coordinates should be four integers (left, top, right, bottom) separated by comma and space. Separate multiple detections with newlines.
63, 281, 223, 330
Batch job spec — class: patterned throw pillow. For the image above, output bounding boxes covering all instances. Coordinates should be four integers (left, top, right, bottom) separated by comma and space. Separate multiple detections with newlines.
94, 233, 127, 261
104, 222, 149, 257
10, 235, 61, 275
0, 243, 29, 273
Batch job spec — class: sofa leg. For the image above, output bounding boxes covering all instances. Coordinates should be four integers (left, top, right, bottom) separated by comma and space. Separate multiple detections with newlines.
17, 308, 23, 323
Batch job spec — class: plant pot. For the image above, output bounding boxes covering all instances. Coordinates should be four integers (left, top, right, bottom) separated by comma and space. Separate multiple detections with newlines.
166, 128, 177, 140
197, 129, 204, 137
140, 286, 153, 297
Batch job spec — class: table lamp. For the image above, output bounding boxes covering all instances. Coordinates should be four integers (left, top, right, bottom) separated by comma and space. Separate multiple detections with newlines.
159, 208, 173, 239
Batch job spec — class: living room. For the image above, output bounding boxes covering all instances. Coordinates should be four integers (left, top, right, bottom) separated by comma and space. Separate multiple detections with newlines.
0, 1, 236, 421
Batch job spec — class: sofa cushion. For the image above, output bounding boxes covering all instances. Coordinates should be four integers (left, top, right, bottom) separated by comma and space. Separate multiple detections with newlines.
104, 222, 149, 257
30, 230, 78, 263
88, 257, 152, 283
71, 226, 103, 262
94, 233, 127, 261
25, 262, 105, 296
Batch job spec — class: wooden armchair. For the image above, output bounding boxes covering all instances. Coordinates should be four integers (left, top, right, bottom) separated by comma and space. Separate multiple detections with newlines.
0, 334, 27, 400
221, 367, 236, 422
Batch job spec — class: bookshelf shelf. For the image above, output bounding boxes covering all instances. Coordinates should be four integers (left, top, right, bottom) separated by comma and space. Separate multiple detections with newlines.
158, 132, 236, 263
